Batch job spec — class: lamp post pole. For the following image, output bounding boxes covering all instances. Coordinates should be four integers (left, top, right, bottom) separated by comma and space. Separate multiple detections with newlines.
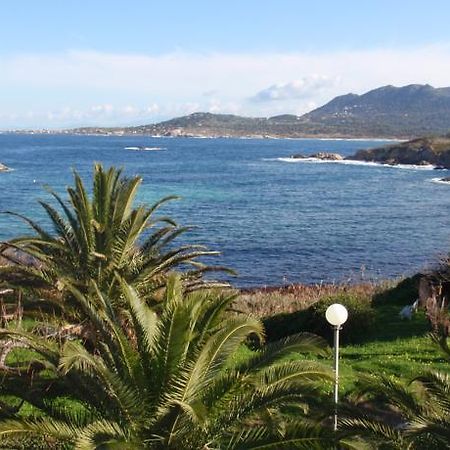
333, 324, 341, 432
325, 303, 348, 432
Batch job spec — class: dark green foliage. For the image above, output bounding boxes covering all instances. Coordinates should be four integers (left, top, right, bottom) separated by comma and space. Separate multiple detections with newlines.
262, 309, 310, 343
340, 368, 450, 449
373, 275, 420, 306
0, 435, 70, 449
263, 293, 375, 345
305, 294, 376, 344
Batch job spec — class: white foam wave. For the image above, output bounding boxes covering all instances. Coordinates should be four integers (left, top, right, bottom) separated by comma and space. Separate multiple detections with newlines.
272, 157, 437, 170
125, 146, 166, 151
430, 177, 450, 185
314, 138, 402, 142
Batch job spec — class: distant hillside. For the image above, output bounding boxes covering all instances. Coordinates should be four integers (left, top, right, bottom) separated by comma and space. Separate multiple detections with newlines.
302, 84, 450, 137
68, 84, 450, 139
352, 135, 450, 168
123, 112, 308, 138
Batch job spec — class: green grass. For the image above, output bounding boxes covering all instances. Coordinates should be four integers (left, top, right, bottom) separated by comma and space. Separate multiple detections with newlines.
336, 302, 447, 392
236, 294, 448, 395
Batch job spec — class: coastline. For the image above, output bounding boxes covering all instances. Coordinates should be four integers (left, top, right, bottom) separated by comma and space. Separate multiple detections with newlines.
0, 130, 406, 141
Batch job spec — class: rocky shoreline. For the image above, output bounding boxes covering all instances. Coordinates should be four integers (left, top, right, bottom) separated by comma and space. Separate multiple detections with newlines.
288, 141, 450, 184
290, 135, 450, 172
351, 136, 450, 168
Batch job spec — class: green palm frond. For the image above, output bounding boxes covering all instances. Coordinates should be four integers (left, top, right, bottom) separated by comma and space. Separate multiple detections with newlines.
74, 419, 132, 450
0, 164, 227, 344
0, 417, 78, 442
0, 269, 331, 449
224, 420, 336, 449
237, 333, 330, 373
339, 417, 405, 449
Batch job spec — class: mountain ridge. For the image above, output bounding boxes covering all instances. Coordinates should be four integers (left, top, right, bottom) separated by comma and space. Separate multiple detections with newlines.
67, 84, 450, 139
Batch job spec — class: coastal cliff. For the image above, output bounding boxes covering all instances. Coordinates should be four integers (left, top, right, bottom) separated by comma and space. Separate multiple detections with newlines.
351, 135, 450, 168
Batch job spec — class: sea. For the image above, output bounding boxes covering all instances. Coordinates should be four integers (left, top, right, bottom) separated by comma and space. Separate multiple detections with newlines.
0, 134, 449, 287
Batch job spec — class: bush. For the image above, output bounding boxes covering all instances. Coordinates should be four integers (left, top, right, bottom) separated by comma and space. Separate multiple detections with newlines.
262, 292, 376, 344
262, 309, 310, 342
0, 436, 69, 449
372, 275, 420, 306
305, 293, 376, 344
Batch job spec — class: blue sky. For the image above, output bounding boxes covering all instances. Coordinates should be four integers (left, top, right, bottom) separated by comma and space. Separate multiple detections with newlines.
2, 0, 450, 128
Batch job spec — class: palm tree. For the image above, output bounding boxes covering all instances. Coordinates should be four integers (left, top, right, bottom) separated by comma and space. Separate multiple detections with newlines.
339, 367, 450, 449
0, 275, 336, 449
0, 164, 227, 341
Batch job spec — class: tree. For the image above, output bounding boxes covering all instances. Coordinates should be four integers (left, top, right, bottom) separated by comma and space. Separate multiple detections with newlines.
339, 346, 450, 449
0, 164, 227, 342
0, 275, 335, 449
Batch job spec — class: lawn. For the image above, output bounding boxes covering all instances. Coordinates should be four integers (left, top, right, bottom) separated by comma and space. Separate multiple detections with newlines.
237, 279, 448, 394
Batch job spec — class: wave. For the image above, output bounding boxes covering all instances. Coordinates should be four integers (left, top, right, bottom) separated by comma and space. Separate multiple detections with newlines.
314, 138, 402, 142
124, 146, 166, 151
270, 157, 438, 170
430, 177, 450, 185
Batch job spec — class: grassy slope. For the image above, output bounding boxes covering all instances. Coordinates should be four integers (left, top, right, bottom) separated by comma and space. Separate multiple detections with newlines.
337, 305, 447, 393
237, 280, 448, 394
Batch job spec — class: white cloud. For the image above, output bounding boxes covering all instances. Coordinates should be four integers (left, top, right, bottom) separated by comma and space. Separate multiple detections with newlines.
251, 76, 337, 102
2, 44, 450, 127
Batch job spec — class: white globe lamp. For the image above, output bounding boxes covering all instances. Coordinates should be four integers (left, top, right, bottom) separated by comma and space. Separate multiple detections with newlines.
325, 303, 348, 327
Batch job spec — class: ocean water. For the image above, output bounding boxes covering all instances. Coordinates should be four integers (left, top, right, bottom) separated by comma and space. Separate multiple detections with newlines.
0, 134, 449, 287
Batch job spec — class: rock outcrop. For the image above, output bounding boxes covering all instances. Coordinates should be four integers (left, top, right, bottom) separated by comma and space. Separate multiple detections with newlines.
350, 136, 450, 168
290, 152, 344, 160
310, 152, 344, 161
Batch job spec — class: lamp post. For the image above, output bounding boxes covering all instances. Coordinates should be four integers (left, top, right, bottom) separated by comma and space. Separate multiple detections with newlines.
325, 303, 348, 431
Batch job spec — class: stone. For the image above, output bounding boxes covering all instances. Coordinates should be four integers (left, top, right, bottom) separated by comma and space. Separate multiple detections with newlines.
310, 152, 344, 160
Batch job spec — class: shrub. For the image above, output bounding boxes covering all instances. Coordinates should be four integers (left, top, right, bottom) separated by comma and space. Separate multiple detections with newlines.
262, 292, 376, 344
262, 309, 310, 342
372, 275, 420, 306
0, 436, 69, 449
306, 293, 376, 344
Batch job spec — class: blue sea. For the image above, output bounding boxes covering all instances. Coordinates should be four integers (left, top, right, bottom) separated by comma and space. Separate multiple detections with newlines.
0, 134, 449, 287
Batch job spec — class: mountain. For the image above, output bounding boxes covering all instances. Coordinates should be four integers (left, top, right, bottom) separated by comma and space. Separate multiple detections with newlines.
68, 84, 450, 139
301, 84, 450, 137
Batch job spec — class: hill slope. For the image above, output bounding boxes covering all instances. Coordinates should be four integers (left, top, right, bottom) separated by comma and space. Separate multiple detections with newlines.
69, 84, 450, 138
302, 84, 450, 137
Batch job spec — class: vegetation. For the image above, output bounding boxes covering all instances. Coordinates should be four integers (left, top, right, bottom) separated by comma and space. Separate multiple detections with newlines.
0, 164, 227, 346
341, 346, 450, 449
0, 164, 449, 448
0, 275, 339, 449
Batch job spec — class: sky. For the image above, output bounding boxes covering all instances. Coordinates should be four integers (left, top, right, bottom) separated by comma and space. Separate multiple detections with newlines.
3, 0, 450, 128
